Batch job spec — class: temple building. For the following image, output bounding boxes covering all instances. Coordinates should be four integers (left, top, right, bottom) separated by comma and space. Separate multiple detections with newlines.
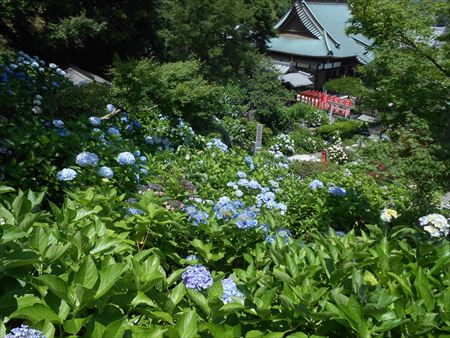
267, 0, 373, 88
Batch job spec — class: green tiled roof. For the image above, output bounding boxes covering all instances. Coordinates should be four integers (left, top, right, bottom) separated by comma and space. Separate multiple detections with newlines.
268, 1, 374, 64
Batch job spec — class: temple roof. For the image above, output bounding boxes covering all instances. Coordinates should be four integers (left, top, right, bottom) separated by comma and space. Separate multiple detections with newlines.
268, 0, 374, 64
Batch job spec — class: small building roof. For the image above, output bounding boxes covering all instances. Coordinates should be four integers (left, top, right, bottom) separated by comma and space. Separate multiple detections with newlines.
65, 66, 111, 86
268, 0, 374, 64
282, 72, 313, 87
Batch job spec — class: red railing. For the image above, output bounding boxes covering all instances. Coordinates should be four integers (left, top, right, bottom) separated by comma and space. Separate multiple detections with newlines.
296, 90, 353, 117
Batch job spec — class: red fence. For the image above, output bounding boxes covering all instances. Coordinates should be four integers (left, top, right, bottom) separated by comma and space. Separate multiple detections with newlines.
296, 90, 353, 117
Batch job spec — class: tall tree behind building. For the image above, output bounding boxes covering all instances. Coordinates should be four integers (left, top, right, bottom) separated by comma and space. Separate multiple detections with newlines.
157, 0, 277, 80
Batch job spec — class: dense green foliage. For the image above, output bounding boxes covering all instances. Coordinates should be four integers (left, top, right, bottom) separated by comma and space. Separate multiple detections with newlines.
348, 0, 450, 136
1, 0, 450, 336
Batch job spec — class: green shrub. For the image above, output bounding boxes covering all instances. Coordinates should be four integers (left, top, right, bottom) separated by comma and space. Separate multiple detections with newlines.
315, 119, 363, 138
289, 160, 335, 178
289, 127, 326, 153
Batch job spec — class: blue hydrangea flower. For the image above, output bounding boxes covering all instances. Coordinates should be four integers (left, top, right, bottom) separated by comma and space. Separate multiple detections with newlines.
6, 324, 46, 338
52, 119, 64, 128
106, 104, 115, 112
245, 156, 255, 170
76, 151, 99, 167
206, 138, 228, 152
107, 127, 120, 136
184, 205, 209, 225
237, 171, 247, 178
235, 189, 243, 197
31, 61, 39, 68
256, 191, 276, 207
98, 166, 114, 179
227, 182, 238, 190
182, 265, 213, 291
120, 112, 129, 123
221, 277, 244, 304
56, 128, 70, 137
248, 180, 262, 190
145, 136, 154, 145
335, 231, 347, 237
309, 179, 324, 190
89, 116, 101, 126
236, 209, 258, 229
238, 178, 249, 187
9, 63, 18, 70
266, 228, 292, 244
328, 186, 347, 196
125, 124, 133, 132
117, 152, 135, 166
49, 63, 57, 69
186, 254, 198, 261
132, 119, 142, 128
56, 168, 77, 181
214, 197, 242, 221
127, 207, 145, 215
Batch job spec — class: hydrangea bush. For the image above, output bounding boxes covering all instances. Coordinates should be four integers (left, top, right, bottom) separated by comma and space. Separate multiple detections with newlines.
0, 51, 449, 337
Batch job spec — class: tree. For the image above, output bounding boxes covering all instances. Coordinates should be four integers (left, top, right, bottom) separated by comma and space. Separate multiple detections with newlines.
347, 0, 449, 135
0, 0, 160, 72
109, 58, 225, 126
157, 0, 277, 80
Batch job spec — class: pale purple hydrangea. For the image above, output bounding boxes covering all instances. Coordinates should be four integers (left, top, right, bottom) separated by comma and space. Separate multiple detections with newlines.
182, 265, 213, 291
221, 277, 244, 304
6, 324, 46, 338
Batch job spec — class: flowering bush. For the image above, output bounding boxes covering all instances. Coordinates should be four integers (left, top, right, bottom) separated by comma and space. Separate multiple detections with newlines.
1, 51, 449, 338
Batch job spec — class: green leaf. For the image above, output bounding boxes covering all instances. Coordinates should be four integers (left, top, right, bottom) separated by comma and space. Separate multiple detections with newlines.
415, 267, 435, 312
10, 304, 62, 324
95, 263, 126, 300
175, 309, 198, 338
34, 275, 71, 305
132, 291, 156, 307
187, 288, 210, 317
374, 319, 409, 333
64, 317, 90, 335
75, 255, 98, 289
2, 249, 40, 268
0, 186, 15, 194
169, 282, 186, 306
245, 330, 264, 338
207, 280, 223, 303
102, 318, 127, 338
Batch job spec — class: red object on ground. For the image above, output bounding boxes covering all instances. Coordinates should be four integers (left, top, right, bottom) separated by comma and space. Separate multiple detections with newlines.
321, 149, 328, 163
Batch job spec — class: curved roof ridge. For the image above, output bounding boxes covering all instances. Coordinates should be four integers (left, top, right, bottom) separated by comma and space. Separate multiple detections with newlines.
349, 34, 371, 48
301, 0, 341, 47
296, 1, 322, 38
274, 6, 294, 29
